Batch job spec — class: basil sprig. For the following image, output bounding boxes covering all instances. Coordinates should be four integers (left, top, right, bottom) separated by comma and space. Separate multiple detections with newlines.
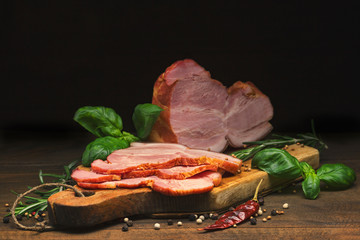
74, 104, 162, 166
251, 148, 356, 200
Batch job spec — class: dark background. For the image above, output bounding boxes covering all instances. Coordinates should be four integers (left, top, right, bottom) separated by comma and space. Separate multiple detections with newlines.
1, 1, 359, 140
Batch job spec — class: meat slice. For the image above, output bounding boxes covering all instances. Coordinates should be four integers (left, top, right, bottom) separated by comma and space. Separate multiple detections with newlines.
91, 143, 241, 175
122, 164, 218, 180
71, 169, 120, 183
77, 171, 222, 196
149, 59, 273, 151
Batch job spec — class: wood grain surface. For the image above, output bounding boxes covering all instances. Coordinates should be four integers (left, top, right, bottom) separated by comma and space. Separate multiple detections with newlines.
0, 132, 359, 240
47, 144, 319, 227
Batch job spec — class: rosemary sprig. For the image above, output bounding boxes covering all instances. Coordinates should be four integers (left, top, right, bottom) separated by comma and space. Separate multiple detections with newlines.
7, 160, 79, 217
231, 120, 328, 161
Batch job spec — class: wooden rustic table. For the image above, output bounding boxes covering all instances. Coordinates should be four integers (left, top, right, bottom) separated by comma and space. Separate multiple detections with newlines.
0, 131, 359, 240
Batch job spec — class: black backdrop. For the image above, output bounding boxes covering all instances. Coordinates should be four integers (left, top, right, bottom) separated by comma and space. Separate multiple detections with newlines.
1, 1, 359, 139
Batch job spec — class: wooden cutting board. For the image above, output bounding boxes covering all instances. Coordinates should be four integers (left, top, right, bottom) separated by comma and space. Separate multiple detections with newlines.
47, 144, 319, 227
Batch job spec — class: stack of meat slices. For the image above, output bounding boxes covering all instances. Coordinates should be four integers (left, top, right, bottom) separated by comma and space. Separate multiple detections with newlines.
71, 142, 242, 196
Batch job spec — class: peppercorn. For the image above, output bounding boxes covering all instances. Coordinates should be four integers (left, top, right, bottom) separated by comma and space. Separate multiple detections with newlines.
38, 210, 44, 216
258, 209, 263, 215
258, 196, 264, 205
124, 217, 129, 223
267, 216, 272, 220
5, 209, 10, 212
16, 215, 22, 221
122, 225, 128, 232
283, 203, 289, 209
199, 215, 205, 221
167, 219, 173, 225
126, 220, 133, 227
250, 218, 257, 225
262, 218, 267, 222
210, 213, 219, 220
189, 214, 197, 221
3, 216, 10, 223
4, 203, 9, 207
177, 221, 183, 226
263, 209, 267, 212
32, 211, 36, 216
154, 223, 160, 230
37, 216, 44, 222
196, 218, 202, 224
271, 210, 277, 216
203, 213, 209, 219
41, 213, 46, 217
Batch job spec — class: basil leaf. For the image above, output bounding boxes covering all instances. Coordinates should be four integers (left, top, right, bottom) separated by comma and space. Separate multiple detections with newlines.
119, 131, 140, 144
302, 171, 320, 199
317, 163, 356, 190
82, 136, 129, 167
252, 148, 302, 179
74, 106, 123, 137
132, 103, 163, 140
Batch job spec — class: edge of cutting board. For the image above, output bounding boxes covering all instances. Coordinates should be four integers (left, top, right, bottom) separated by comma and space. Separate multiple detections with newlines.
47, 144, 319, 227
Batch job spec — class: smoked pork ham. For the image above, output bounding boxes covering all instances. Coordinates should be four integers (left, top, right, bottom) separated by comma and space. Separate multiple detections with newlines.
91, 142, 241, 175
150, 59, 273, 152
77, 171, 222, 196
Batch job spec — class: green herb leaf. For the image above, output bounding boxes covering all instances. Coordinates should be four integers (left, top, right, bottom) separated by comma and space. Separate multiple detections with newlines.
302, 171, 320, 200
132, 103, 163, 140
82, 136, 130, 167
119, 131, 140, 144
299, 162, 314, 178
251, 148, 302, 179
74, 106, 123, 137
317, 163, 356, 190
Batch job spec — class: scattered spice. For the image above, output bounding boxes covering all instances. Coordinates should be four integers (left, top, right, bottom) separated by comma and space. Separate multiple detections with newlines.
271, 210, 277, 216
124, 217, 129, 223
258, 197, 264, 205
210, 213, 218, 220
126, 220, 133, 227
196, 218, 203, 224
177, 221, 183, 226
283, 203, 289, 209
203, 213, 210, 219
293, 190, 297, 193
232, 224, 237, 228
263, 209, 267, 212
250, 218, 257, 225
4, 204, 9, 207
257, 209, 263, 215
122, 225, 128, 232
167, 219, 173, 225
37, 216, 44, 222
41, 213, 46, 217
267, 216, 272, 220
189, 214, 197, 221
262, 218, 267, 222
16, 215, 23, 221
3, 216, 10, 224
154, 223, 160, 230
199, 215, 205, 221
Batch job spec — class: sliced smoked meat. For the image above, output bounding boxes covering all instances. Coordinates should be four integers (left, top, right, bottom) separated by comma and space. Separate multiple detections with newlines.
149, 59, 273, 151
76, 171, 222, 196
71, 169, 121, 183
91, 143, 241, 175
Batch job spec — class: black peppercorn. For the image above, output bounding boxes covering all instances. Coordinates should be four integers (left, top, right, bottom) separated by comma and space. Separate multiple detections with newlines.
122, 225, 129, 232
210, 213, 219, 220
258, 197, 264, 206
3, 216, 10, 224
5, 209, 10, 212
37, 216, 44, 222
38, 210, 44, 216
189, 214, 197, 221
271, 209, 277, 216
250, 218, 257, 225
203, 213, 209, 219
126, 220, 133, 227
167, 219, 173, 225
16, 215, 22, 221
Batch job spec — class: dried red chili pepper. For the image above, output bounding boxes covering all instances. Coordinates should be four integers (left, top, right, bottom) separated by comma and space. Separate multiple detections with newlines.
198, 179, 263, 231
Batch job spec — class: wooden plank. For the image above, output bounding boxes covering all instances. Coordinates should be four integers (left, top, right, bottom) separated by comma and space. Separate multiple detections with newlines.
47, 144, 319, 227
